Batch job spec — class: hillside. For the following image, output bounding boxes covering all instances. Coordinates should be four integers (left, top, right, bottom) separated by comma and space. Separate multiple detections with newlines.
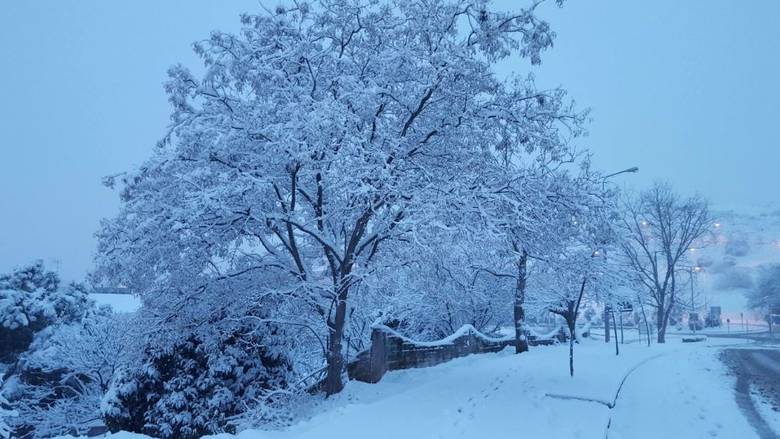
692, 206, 780, 322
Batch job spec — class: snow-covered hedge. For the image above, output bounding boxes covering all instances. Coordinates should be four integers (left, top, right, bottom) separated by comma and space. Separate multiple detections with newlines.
0, 382, 15, 439
102, 326, 293, 439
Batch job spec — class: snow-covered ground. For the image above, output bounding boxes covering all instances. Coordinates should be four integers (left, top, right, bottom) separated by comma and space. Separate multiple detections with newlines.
75, 335, 769, 439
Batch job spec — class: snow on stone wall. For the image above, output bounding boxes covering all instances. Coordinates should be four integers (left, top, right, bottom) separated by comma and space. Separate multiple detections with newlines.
348, 324, 563, 384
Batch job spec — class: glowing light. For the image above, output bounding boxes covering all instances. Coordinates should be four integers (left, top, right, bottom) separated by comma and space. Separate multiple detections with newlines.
689, 248, 696, 252
714, 222, 721, 228
694, 266, 702, 273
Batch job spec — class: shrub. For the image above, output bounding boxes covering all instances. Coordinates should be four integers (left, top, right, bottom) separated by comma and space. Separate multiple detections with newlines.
0, 261, 90, 363
102, 327, 293, 439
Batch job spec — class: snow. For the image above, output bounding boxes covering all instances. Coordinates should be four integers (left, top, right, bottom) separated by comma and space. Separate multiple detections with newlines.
609, 338, 755, 438
752, 392, 780, 434
369, 323, 513, 347
68, 336, 764, 439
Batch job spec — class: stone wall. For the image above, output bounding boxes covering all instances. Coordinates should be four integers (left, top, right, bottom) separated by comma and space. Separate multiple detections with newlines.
348, 324, 564, 383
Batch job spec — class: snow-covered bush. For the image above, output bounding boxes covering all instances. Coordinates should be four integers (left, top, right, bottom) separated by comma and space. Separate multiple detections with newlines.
0, 261, 90, 362
5, 308, 131, 438
0, 382, 16, 439
102, 325, 293, 439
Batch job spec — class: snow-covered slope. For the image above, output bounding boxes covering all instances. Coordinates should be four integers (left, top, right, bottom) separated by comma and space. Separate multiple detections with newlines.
692, 206, 780, 322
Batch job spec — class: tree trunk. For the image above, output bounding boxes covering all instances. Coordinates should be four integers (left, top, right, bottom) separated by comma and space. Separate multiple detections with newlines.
568, 316, 576, 376
324, 280, 350, 396
569, 332, 575, 377
656, 305, 666, 343
604, 307, 611, 343
514, 251, 529, 354
639, 298, 651, 347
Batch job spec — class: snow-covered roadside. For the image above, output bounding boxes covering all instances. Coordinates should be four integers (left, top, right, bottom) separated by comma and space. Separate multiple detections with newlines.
608, 338, 756, 438
752, 392, 780, 434
63, 337, 760, 439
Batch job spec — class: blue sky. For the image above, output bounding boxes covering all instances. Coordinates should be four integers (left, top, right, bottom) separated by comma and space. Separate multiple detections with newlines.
1, 1, 778, 281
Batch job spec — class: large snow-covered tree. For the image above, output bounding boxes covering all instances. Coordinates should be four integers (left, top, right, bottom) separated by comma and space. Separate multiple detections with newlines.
96, 0, 581, 395
620, 182, 711, 343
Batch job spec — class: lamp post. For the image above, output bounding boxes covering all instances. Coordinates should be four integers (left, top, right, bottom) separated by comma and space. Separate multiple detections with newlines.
602, 166, 639, 190
600, 166, 638, 344
683, 265, 703, 333
680, 265, 703, 334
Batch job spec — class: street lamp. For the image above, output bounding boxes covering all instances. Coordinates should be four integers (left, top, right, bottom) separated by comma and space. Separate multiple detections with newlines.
682, 265, 703, 332
604, 166, 639, 179
602, 166, 639, 190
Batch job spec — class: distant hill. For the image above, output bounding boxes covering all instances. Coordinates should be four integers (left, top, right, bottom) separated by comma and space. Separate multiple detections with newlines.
692, 206, 780, 322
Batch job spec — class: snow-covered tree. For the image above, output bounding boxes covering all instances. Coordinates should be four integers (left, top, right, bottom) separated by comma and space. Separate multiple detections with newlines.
525, 172, 624, 375
371, 227, 514, 341
620, 182, 711, 343
499, 166, 593, 353
95, 0, 581, 395
0, 261, 90, 362
747, 264, 780, 317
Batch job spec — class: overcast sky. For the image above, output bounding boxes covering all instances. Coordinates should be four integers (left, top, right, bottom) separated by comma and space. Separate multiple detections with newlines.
1, 1, 779, 281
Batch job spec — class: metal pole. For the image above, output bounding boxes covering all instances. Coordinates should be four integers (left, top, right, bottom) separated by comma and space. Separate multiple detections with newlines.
612, 311, 619, 356
619, 311, 624, 344
741, 313, 745, 334
690, 269, 696, 334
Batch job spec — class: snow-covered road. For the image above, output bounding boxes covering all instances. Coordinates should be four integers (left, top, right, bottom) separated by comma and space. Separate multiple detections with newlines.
722, 348, 780, 438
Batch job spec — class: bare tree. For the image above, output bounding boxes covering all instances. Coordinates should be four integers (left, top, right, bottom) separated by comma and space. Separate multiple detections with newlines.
621, 183, 711, 343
